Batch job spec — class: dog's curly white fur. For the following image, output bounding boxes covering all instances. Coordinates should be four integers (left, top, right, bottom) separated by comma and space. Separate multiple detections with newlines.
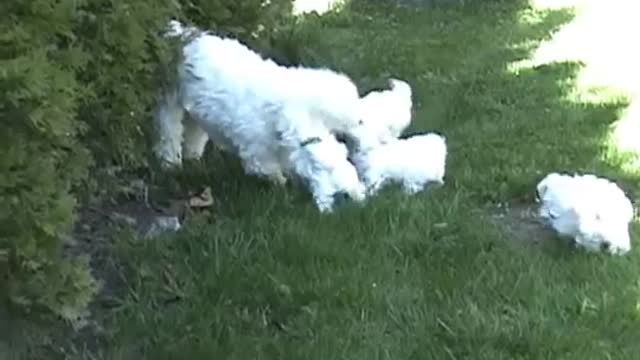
154, 20, 364, 185
349, 78, 414, 151
536, 172, 634, 255
351, 133, 447, 195
289, 133, 366, 212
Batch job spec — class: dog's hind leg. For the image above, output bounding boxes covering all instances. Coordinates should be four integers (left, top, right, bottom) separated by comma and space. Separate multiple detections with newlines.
254, 160, 288, 186
402, 180, 424, 195
312, 184, 335, 213
182, 115, 209, 160
240, 150, 288, 186
261, 151, 289, 185
153, 88, 185, 168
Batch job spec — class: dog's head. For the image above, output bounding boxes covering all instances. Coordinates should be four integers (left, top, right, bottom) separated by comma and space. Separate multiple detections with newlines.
574, 207, 632, 255
344, 78, 415, 152
412, 133, 447, 184
334, 176, 367, 205
306, 137, 366, 204
566, 173, 634, 255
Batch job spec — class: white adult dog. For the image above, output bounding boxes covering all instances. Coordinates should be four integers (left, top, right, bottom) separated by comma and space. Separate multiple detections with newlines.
536, 172, 634, 255
289, 132, 366, 212
154, 20, 365, 185
350, 78, 414, 151
350, 133, 447, 195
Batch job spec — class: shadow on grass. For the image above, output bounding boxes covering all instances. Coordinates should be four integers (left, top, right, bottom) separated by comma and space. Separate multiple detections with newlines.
20, 1, 640, 359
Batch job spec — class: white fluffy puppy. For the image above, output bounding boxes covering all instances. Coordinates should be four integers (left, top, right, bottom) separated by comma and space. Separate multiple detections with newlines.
349, 78, 414, 151
536, 172, 634, 255
351, 133, 447, 195
154, 20, 364, 185
288, 133, 366, 212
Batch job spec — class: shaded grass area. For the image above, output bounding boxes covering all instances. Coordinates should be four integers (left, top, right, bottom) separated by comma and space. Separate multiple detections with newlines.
18, 0, 640, 359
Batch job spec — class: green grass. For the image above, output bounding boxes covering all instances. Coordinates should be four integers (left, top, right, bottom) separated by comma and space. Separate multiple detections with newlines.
40, 1, 640, 358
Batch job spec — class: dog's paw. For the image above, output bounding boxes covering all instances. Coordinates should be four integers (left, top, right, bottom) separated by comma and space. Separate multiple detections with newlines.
317, 204, 334, 213
315, 197, 335, 213
402, 183, 424, 195
350, 188, 367, 203
269, 173, 288, 186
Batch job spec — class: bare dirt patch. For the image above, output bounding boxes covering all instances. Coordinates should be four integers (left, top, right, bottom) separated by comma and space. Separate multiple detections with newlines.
482, 202, 558, 248
1, 177, 213, 359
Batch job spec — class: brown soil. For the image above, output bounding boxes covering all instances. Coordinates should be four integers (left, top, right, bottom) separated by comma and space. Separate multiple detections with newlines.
482, 202, 559, 248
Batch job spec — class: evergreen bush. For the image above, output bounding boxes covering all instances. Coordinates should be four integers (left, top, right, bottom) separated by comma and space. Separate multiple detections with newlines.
1, 0, 98, 323
2, 0, 297, 322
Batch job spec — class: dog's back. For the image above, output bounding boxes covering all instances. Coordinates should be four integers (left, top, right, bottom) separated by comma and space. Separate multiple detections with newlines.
181, 34, 279, 86
179, 29, 362, 143
354, 132, 447, 189
538, 173, 633, 223
386, 133, 446, 179
291, 135, 365, 209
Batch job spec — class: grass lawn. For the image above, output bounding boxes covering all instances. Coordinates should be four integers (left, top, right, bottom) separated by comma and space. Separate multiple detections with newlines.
13, 0, 640, 358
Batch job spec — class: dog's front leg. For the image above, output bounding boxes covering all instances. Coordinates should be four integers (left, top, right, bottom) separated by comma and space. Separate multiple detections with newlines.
153, 88, 185, 168
182, 115, 209, 160
267, 171, 288, 186
314, 194, 335, 213
256, 154, 288, 186
365, 176, 385, 196
240, 153, 288, 186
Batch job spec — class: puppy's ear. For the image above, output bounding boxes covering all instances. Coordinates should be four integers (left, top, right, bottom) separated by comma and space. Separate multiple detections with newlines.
536, 182, 548, 201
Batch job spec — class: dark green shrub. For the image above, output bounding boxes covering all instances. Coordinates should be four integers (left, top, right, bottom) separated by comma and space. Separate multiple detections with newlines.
179, 0, 293, 42
177, 0, 295, 62
0, 0, 97, 322
74, 0, 181, 168
1, 0, 180, 322
1, 0, 299, 322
